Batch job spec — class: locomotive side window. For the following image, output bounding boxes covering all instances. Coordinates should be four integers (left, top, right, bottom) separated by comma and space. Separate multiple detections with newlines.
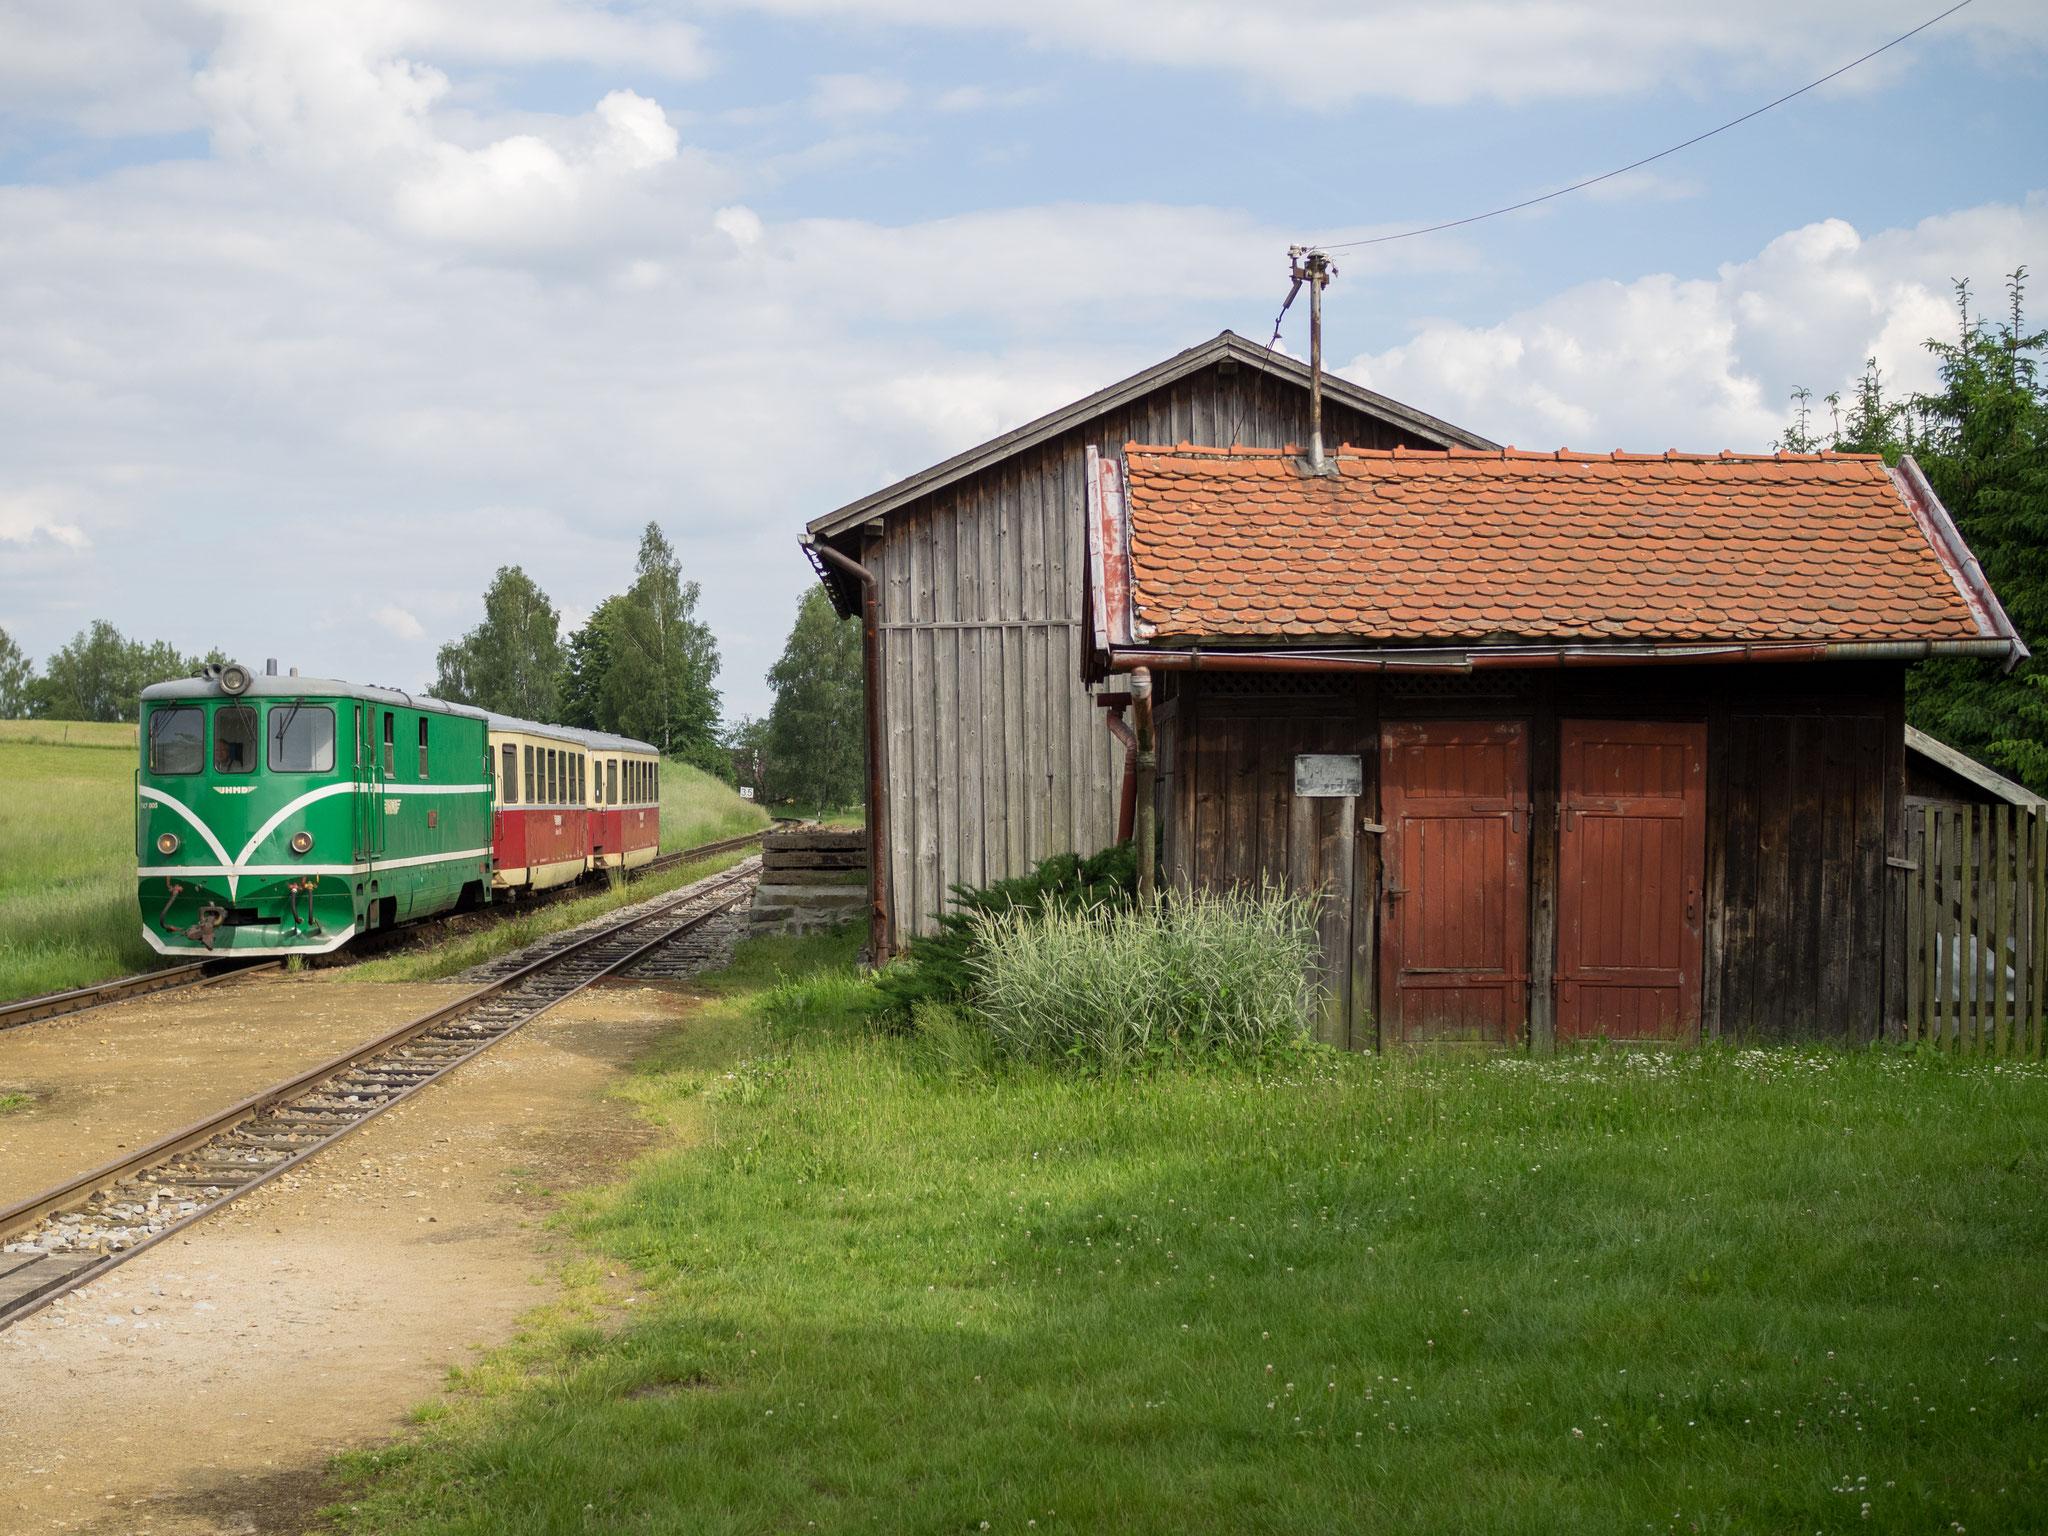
267, 705, 335, 772
214, 705, 259, 774
501, 744, 518, 803
148, 707, 204, 775
354, 706, 362, 769
417, 717, 430, 778
383, 713, 395, 775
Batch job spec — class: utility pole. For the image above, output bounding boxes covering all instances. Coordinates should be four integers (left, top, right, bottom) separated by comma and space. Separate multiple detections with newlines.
1286, 246, 1337, 473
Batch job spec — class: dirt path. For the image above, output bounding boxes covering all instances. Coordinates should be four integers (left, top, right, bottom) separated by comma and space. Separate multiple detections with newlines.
0, 974, 475, 1199
0, 977, 723, 1536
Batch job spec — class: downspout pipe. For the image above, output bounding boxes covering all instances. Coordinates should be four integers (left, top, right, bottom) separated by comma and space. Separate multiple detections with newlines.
1102, 703, 1138, 844
803, 538, 892, 963
1131, 668, 1156, 901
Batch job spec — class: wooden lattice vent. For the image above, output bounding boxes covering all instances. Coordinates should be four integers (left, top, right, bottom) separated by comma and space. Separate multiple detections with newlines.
1381, 672, 1533, 700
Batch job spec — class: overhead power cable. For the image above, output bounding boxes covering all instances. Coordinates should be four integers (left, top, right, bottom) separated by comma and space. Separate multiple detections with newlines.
1312, 0, 1974, 253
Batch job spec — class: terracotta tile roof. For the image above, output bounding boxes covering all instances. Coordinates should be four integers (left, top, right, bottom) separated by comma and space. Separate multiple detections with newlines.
1121, 443, 1985, 645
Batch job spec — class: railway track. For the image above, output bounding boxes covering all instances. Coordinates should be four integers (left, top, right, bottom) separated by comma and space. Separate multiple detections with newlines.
0, 823, 787, 1027
0, 860, 759, 1329
0, 958, 280, 1034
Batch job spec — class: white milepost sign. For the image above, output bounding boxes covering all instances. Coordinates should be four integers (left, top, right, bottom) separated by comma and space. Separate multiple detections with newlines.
1293, 754, 1362, 798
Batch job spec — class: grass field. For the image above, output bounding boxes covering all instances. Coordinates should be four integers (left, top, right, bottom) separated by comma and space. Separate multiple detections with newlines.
660, 762, 771, 854
0, 733, 152, 1002
337, 931, 2048, 1535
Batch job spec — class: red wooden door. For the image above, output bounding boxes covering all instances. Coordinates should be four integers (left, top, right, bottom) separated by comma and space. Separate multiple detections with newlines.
1379, 721, 1530, 1044
1557, 720, 1707, 1042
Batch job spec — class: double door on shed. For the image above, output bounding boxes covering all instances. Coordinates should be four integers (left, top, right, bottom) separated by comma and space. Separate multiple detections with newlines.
1376, 718, 1706, 1045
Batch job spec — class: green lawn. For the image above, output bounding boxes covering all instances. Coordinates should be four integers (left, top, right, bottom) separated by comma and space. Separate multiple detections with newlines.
0, 734, 153, 1002
337, 932, 2048, 1535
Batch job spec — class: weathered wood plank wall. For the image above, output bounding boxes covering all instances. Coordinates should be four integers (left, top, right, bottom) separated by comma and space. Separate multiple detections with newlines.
1158, 664, 1910, 1048
867, 361, 1426, 940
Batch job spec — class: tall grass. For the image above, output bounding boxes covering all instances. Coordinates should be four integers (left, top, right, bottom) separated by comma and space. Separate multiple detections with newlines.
970, 890, 1321, 1069
0, 739, 153, 1001
659, 761, 770, 853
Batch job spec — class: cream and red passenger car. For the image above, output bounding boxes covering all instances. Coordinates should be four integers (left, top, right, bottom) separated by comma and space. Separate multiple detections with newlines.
486, 718, 662, 894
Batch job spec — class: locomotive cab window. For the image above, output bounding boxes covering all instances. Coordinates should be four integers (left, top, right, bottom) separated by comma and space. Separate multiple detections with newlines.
418, 717, 430, 778
267, 704, 335, 773
501, 744, 518, 803
382, 712, 395, 775
213, 705, 259, 774
147, 706, 204, 775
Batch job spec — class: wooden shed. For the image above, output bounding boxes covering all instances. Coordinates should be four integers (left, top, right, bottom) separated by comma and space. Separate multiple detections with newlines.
1083, 441, 2027, 1048
802, 331, 1495, 951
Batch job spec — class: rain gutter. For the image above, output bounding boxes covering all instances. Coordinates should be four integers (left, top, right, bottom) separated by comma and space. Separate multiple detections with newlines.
1104, 639, 2016, 675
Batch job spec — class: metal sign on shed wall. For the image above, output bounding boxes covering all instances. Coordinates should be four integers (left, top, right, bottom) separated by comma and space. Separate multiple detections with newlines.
1293, 754, 1362, 798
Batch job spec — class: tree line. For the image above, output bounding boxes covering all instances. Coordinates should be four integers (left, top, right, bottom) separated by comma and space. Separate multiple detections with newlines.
0, 620, 226, 722
431, 522, 865, 811
1779, 269, 2048, 791
1, 513, 865, 816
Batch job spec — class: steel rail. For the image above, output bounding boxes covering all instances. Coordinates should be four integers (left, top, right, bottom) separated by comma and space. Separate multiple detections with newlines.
0, 863, 757, 1328
0, 960, 280, 1033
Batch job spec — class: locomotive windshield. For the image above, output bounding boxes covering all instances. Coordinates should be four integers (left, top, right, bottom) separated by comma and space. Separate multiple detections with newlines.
147, 706, 204, 775
214, 705, 259, 773
268, 704, 336, 772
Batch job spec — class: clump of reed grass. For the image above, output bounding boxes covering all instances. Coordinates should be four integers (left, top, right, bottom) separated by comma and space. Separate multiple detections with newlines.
966, 888, 1322, 1070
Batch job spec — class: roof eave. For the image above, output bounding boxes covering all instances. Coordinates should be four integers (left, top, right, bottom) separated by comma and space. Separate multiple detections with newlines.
1905, 723, 2046, 807
805, 330, 1497, 541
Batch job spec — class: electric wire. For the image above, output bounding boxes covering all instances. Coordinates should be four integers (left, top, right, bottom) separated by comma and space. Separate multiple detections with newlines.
1310, 0, 1973, 253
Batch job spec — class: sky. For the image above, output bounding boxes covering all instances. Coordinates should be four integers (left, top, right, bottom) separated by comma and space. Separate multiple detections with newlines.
0, 1, 2043, 720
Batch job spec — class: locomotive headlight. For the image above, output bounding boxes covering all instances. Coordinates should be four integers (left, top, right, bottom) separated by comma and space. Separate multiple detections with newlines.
155, 831, 180, 856
289, 830, 315, 856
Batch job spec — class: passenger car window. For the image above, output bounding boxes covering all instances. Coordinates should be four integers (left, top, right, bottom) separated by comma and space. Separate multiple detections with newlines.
213, 705, 259, 774
607, 759, 617, 805
148, 706, 204, 775
524, 744, 535, 803
267, 705, 336, 772
501, 744, 518, 803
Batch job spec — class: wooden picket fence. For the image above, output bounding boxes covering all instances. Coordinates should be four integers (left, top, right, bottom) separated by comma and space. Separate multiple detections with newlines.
1902, 802, 2048, 1056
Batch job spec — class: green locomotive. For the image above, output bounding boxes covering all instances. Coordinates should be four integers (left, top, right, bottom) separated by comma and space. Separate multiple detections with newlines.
137, 665, 494, 956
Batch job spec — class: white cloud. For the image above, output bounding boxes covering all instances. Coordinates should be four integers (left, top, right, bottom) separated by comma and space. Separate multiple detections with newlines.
809, 71, 909, 120
707, 0, 2046, 109
0, 489, 90, 549
1342, 197, 2048, 453
375, 605, 426, 642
